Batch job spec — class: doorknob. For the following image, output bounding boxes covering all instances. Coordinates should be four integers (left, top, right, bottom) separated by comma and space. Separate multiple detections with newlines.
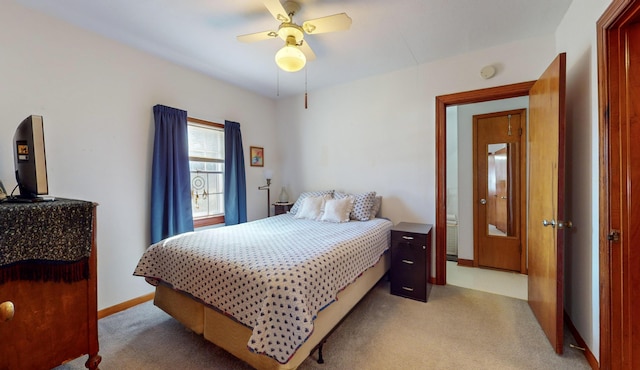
1, 301, 15, 322
557, 220, 573, 229
480, 198, 487, 205
542, 219, 556, 228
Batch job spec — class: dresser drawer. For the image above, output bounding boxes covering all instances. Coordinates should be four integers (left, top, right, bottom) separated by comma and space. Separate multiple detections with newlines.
391, 260, 426, 300
391, 231, 426, 247
391, 238, 426, 263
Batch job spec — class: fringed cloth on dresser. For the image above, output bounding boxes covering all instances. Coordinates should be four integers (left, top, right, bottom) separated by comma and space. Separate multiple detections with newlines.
0, 198, 94, 284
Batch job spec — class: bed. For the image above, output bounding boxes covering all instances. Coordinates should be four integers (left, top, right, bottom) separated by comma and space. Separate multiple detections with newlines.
133, 191, 391, 369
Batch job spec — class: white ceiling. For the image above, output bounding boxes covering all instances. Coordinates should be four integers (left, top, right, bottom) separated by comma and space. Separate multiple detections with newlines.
16, 0, 573, 98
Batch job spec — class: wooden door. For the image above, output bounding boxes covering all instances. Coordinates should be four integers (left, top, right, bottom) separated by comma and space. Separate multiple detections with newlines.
598, 2, 640, 367
617, 21, 640, 367
473, 110, 525, 272
615, 15, 640, 370
527, 53, 566, 354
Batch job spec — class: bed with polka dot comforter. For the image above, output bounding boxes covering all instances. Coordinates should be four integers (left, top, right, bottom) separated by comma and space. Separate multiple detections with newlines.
133, 213, 392, 364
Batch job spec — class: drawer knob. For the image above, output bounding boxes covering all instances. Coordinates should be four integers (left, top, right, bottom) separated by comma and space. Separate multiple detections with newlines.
402, 259, 414, 265
1, 301, 15, 322
402, 236, 414, 240
402, 287, 414, 292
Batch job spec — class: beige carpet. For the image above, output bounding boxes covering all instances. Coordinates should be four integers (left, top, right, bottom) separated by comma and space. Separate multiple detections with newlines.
56, 280, 591, 369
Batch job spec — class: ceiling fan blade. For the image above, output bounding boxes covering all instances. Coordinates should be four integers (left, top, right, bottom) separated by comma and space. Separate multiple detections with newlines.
299, 41, 316, 61
302, 13, 352, 34
237, 30, 278, 43
263, 0, 290, 23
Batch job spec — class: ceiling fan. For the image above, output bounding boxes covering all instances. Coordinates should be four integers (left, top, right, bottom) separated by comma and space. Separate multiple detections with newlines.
237, 0, 352, 72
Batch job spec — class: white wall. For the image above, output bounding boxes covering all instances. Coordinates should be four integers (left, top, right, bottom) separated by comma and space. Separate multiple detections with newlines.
277, 35, 556, 250
555, 0, 613, 362
445, 106, 458, 222
0, 2, 278, 309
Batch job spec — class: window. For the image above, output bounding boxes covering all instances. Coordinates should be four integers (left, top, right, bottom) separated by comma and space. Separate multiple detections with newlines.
187, 117, 225, 227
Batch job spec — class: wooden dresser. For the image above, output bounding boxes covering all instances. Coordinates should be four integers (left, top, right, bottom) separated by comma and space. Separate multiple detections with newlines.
0, 199, 100, 370
390, 222, 432, 302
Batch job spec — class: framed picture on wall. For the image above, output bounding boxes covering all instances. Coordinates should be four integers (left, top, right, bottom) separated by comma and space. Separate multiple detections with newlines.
250, 146, 264, 167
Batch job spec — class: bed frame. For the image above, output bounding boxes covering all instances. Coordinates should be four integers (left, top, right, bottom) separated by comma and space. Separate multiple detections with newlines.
153, 251, 390, 369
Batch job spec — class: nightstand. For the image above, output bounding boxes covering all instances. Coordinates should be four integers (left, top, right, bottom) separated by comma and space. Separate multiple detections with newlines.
273, 202, 294, 215
390, 222, 432, 302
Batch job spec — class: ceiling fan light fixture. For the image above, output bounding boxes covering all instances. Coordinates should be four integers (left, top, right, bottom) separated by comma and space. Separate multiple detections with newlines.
240, 0, 351, 73
275, 44, 306, 72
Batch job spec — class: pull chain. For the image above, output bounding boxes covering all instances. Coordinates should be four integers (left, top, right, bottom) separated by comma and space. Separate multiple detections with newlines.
304, 67, 308, 109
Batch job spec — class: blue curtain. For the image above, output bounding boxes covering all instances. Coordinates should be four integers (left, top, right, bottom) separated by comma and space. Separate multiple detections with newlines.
150, 105, 194, 244
224, 120, 247, 225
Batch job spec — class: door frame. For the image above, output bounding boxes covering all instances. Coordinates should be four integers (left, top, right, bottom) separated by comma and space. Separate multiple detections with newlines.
435, 81, 534, 285
597, 0, 640, 368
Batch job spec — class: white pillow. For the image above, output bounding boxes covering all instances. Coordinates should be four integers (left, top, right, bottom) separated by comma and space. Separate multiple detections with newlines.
320, 196, 354, 223
293, 195, 328, 220
289, 190, 334, 214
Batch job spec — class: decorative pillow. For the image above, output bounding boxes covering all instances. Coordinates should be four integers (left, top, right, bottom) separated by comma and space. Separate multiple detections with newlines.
335, 191, 377, 221
289, 190, 334, 214
369, 196, 382, 219
293, 195, 329, 220
320, 196, 354, 223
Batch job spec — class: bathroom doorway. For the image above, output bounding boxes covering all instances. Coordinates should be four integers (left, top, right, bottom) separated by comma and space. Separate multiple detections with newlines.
445, 98, 528, 272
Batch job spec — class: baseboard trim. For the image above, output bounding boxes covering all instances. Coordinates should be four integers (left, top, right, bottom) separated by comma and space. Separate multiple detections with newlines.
564, 310, 599, 369
98, 292, 155, 319
456, 258, 474, 267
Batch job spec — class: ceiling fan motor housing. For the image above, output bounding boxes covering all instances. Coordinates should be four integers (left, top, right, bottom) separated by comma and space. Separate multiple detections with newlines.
278, 23, 304, 43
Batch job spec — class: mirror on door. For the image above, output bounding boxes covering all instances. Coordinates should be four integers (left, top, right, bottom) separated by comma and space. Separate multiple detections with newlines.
486, 142, 517, 237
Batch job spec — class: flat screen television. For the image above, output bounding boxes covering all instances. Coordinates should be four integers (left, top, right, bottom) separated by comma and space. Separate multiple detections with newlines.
13, 114, 49, 199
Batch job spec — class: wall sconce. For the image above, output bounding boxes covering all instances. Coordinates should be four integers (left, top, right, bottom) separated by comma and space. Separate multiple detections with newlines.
258, 169, 273, 217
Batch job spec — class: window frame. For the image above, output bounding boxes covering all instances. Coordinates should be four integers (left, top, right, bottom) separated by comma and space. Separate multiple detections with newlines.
187, 117, 225, 228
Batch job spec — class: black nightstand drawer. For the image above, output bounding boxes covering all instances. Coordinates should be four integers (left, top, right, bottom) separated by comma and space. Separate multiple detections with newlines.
390, 222, 432, 302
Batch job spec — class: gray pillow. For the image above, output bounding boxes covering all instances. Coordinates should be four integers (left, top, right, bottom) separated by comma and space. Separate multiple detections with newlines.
370, 196, 382, 219
335, 191, 377, 221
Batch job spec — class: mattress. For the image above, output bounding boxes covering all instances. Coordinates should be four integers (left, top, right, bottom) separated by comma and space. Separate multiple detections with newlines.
134, 213, 392, 364
153, 253, 389, 369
